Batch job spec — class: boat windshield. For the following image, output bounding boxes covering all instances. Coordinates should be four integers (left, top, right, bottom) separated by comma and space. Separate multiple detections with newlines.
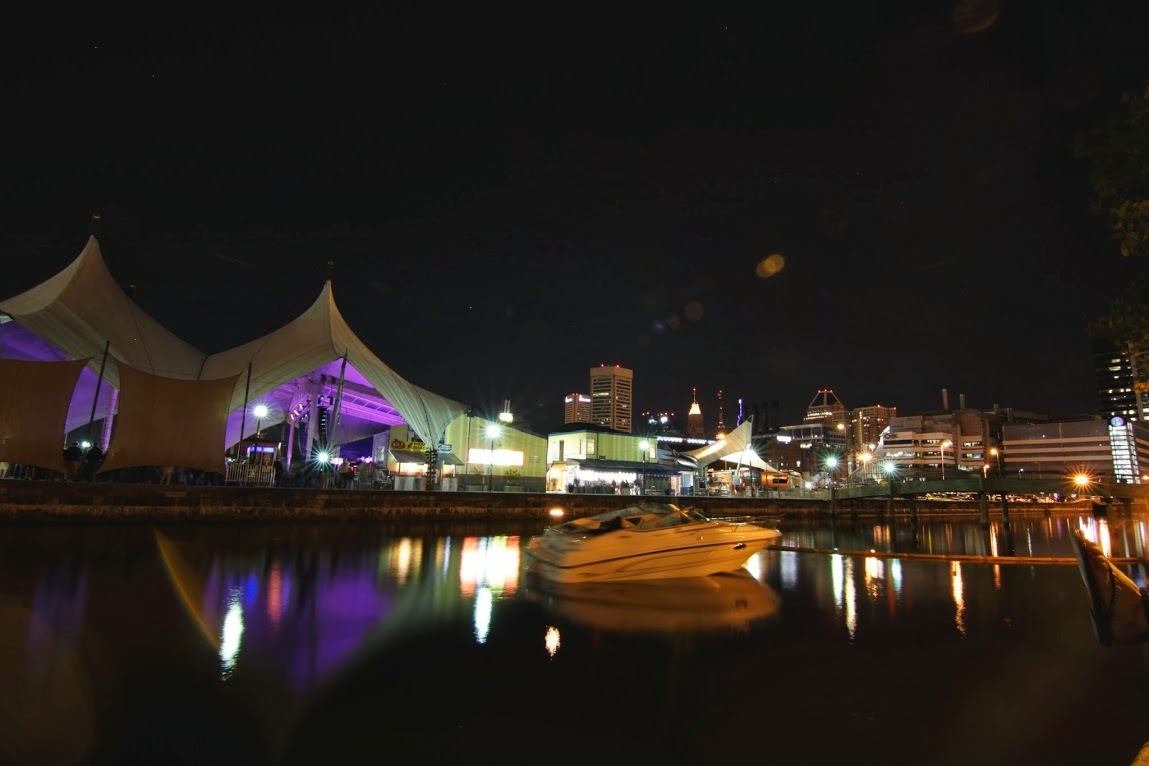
548, 503, 716, 534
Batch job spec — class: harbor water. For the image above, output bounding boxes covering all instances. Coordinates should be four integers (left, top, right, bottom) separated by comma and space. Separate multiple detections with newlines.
3, 511, 1149, 765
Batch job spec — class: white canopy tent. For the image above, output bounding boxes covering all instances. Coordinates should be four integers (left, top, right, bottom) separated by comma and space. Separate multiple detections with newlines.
199, 281, 467, 449
681, 419, 756, 468
717, 449, 778, 472
0, 236, 468, 459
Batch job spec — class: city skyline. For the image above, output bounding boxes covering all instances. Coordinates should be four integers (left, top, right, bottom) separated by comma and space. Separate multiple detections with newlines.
2, 6, 1147, 432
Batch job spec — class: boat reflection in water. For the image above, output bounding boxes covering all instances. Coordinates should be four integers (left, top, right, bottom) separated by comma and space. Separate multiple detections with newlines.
527, 566, 781, 634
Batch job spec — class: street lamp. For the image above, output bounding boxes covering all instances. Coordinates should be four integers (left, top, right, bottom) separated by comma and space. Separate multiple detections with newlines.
989, 447, 1002, 477
825, 455, 838, 488
882, 461, 897, 481
857, 452, 872, 483
940, 440, 952, 481
1074, 473, 1092, 499
253, 404, 269, 439
638, 439, 650, 494
486, 424, 501, 492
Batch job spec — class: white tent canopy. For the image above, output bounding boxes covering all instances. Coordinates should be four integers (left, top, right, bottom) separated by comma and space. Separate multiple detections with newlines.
682, 419, 755, 468
717, 449, 778, 472
1, 237, 468, 451
0, 236, 206, 385
200, 281, 467, 448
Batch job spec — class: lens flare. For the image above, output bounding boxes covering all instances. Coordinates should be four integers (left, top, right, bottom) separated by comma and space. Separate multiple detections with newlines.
756, 254, 786, 278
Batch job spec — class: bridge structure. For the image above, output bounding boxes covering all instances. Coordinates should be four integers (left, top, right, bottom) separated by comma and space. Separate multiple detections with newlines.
829, 476, 1149, 522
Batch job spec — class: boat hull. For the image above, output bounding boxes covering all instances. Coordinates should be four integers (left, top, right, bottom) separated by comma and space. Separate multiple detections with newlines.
1070, 529, 1149, 646
527, 529, 779, 583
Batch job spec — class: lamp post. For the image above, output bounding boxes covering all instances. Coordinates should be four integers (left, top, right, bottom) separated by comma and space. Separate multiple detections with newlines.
638, 439, 649, 495
940, 439, 952, 481
486, 424, 500, 492
989, 447, 1002, 478
253, 404, 268, 440
858, 452, 872, 484
825, 455, 838, 488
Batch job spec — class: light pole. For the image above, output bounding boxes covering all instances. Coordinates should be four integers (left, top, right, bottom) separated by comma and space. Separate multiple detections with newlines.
638, 439, 649, 494
858, 452, 872, 484
940, 439, 952, 481
253, 404, 268, 440
825, 455, 838, 488
486, 424, 500, 492
989, 447, 1002, 478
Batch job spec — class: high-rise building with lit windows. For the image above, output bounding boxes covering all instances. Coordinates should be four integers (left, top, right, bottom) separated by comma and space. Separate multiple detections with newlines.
590, 364, 633, 433
563, 393, 592, 424
1093, 339, 1147, 422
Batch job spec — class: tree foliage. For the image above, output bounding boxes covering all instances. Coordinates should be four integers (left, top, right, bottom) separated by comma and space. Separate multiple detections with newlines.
1075, 80, 1149, 259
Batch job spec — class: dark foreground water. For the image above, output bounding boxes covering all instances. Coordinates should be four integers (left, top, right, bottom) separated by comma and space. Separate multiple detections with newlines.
3, 511, 1149, 766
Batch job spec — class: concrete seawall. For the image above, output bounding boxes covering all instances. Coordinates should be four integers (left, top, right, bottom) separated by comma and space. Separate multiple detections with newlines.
0, 480, 1102, 522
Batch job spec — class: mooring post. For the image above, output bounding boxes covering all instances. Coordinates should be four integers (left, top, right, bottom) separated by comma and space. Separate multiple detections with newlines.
908, 494, 917, 523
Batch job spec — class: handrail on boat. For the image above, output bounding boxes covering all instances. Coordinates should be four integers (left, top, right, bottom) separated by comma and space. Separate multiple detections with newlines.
711, 514, 781, 528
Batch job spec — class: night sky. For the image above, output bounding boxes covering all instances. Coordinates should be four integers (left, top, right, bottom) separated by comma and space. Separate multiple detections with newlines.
2, 4, 1148, 433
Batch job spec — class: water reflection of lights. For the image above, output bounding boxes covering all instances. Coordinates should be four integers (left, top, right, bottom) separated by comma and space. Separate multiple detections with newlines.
831, 554, 858, 640
459, 536, 521, 598
474, 586, 493, 644
390, 538, 421, 584
267, 564, 284, 629
780, 550, 798, 590
545, 626, 561, 657
951, 562, 965, 636
989, 528, 999, 557
864, 556, 883, 599
1079, 517, 1113, 558
890, 559, 902, 597
220, 587, 245, 680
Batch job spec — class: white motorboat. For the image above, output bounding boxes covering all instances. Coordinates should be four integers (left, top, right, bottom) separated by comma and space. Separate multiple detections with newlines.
525, 502, 781, 583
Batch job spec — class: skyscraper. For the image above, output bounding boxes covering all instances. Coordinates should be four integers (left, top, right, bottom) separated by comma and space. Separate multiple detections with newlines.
1093, 338, 1147, 422
563, 393, 592, 424
589, 364, 633, 433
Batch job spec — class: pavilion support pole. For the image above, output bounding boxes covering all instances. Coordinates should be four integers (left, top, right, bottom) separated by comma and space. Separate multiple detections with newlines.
330, 353, 349, 453
100, 388, 118, 452
86, 341, 111, 444
238, 362, 251, 486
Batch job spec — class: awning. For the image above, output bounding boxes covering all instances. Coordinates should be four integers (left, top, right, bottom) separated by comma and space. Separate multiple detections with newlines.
389, 449, 429, 465
439, 451, 467, 466
575, 459, 677, 477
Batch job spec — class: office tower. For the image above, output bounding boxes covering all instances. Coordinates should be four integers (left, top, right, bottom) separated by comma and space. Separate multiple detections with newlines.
1093, 338, 1147, 422
563, 393, 592, 424
590, 364, 633, 433
687, 387, 705, 438
715, 389, 726, 437
851, 404, 896, 452
805, 389, 846, 424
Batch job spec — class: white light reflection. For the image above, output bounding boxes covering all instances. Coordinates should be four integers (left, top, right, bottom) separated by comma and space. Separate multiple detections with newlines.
1078, 517, 1113, 558
460, 536, 521, 598
890, 559, 903, 598
831, 554, 844, 608
951, 562, 965, 636
780, 550, 798, 590
474, 586, 493, 644
864, 556, 883, 599
744, 551, 763, 581
831, 554, 857, 640
545, 626, 561, 657
220, 587, 245, 680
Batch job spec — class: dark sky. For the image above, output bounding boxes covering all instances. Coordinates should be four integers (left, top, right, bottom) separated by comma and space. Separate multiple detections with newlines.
2, 3, 1148, 433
